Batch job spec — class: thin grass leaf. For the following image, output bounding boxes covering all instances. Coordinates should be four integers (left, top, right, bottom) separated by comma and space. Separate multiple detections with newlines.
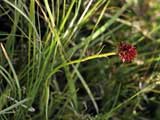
0, 43, 21, 99
73, 66, 99, 113
0, 98, 29, 115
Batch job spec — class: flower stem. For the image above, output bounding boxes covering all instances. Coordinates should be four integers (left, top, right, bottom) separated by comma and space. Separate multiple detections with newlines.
67, 52, 116, 65
47, 52, 116, 80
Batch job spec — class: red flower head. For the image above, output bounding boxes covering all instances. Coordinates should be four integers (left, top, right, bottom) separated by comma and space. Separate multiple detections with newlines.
118, 42, 137, 62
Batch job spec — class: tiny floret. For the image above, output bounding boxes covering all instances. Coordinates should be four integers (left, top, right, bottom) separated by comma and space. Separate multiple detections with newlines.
118, 42, 137, 62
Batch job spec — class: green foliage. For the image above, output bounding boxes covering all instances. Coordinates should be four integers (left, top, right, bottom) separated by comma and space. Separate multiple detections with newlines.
0, 0, 160, 120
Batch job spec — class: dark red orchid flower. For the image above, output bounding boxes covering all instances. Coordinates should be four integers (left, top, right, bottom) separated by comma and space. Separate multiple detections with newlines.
118, 42, 137, 62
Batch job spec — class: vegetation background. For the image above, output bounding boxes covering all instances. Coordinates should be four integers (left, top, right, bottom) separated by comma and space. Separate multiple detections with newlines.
0, 0, 160, 120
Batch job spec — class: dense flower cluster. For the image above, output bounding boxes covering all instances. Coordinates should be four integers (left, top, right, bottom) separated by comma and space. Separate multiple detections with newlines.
118, 42, 137, 62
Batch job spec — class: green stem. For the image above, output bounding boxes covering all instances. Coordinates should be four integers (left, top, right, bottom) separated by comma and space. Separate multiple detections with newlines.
47, 52, 116, 80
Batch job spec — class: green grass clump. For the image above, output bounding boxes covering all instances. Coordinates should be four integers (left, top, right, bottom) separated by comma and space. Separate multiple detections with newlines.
0, 0, 160, 120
